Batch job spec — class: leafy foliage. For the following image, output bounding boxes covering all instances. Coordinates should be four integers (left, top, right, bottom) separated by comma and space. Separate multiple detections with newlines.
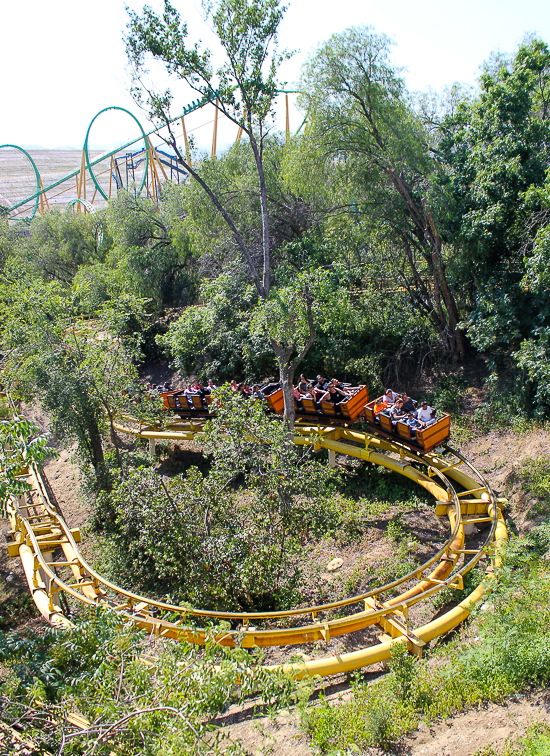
158, 267, 274, 381
103, 189, 197, 308
0, 608, 308, 755
0, 279, 151, 485
0, 415, 56, 516
16, 209, 107, 285
97, 388, 336, 610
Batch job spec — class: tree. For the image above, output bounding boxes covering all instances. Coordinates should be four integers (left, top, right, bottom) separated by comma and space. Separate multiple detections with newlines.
0, 609, 302, 754
431, 38, 550, 413
0, 416, 56, 517
104, 189, 198, 309
300, 26, 466, 361
0, 279, 150, 488
23, 209, 106, 285
0, 223, 23, 281
157, 265, 275, 381
439, 39, 550, 278
125, 0, 315, 425
437, 38, 550, 357
513, 189, 550, 415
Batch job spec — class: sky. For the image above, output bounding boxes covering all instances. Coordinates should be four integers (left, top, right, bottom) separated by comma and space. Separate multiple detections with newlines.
2, 0, 550, 151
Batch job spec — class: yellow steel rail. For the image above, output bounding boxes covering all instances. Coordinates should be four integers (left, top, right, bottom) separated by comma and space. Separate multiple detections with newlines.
4, 409, 508, 677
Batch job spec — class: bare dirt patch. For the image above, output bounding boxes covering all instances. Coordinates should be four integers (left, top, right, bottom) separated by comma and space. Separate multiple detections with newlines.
42, 447, 86, 529
460, 427, 549, 493
399, 690, 550, 756
458, 425, 550, 530
137, 358, 186, 390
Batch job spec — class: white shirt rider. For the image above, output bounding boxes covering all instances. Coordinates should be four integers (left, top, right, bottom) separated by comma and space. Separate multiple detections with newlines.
416, 403, 434, 424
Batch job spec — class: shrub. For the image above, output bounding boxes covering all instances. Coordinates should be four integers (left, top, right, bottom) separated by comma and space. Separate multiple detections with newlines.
96, 388, 336, 611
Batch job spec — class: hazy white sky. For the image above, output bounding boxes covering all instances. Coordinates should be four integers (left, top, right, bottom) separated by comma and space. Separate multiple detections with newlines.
2, 0, 550, 150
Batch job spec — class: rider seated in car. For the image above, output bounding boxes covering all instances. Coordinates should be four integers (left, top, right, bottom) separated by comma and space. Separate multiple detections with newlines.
400, 393, 416, 413
416, 400, 434, 425
389, 399, 407, 426
297, 374, 309, 394
405, 412, 423, 436
373, 397, 388, 416
383, 388, 398, 405
314, 374, 329, 392
319, 383, 345, 412
331, 378, 350, 396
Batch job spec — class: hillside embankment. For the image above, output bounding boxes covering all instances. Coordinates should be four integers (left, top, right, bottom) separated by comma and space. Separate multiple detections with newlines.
1, 398, 549, 755
215, 423, 550, 756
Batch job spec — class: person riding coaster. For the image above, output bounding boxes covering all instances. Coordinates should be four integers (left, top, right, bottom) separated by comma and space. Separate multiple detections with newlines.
382, 388, 398, 405
318, 383, 348, 413
388, 399, 406, 427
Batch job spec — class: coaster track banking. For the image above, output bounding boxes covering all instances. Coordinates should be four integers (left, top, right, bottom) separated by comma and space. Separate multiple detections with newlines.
0, 93, 297, 221
3, 409, 508, 679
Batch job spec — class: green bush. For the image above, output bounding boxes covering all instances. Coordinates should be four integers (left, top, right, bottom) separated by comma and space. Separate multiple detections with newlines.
425, 374, 469, 417
388, 642, 420, 702
96, 389, 336, 611
519, 456, 550, 500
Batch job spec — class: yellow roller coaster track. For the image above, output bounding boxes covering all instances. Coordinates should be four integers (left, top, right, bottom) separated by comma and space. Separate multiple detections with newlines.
4, 413, 508, 679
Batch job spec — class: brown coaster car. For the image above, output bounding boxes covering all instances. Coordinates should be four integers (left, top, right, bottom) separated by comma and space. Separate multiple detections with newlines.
161, 390, 210, 416
264, 384, 285, 414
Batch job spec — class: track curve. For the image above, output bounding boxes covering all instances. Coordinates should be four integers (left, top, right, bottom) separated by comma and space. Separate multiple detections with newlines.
4, 415, 508, 678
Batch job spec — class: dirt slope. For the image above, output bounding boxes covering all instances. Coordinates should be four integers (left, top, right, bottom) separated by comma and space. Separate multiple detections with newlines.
217, 690, 550, 755
217, 423, 550, 754
2, 417, 549, 753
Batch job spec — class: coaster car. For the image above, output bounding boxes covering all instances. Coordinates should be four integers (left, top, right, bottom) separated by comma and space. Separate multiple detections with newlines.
364, 397, 451, 454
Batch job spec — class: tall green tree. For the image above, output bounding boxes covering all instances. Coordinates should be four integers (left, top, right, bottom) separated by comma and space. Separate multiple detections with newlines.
300, 26, 466, 361
104, 189, 197, 309
23, 210, 106, 285
125, 0, 315, 425
0, 280, 149, 487
513, 183, 550, 414
438, 38, 550, 357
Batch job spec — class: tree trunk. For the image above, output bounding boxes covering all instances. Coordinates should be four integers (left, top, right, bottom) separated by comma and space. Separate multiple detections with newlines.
387, 168, 466, 362
107, 410, 124, 472
87, 418, 106, 486
270, 286, 316, 430
423, 202, 467, 361
248, 130, 271, 298
270, 342, 297, 428
280, 364, 297, 429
